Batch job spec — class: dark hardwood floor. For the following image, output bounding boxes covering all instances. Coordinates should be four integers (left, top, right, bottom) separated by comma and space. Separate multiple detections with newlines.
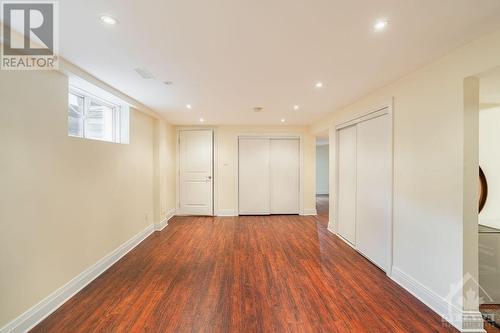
316, 194, 329, 226
32, 196, 461, 332
482, 305, 500, 333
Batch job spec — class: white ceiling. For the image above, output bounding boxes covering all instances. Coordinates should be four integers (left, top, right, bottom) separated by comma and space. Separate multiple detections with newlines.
58, 0, 500, 125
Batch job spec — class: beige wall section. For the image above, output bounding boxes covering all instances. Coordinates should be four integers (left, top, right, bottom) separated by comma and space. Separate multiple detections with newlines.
176, 126, 316, 215
154, 120, 177, 223
0, 69, 174, 327
310, 28, 500, 324
165, 125, 177, 213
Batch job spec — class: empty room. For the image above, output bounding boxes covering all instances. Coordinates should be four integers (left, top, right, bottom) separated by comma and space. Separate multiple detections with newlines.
2, 1, 500, 332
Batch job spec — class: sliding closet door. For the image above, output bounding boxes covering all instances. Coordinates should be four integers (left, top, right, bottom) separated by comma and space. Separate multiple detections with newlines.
270, 139, 300, 214
337, 125, 357, 245
355, 114, 391, 271
238, 138, 270, 215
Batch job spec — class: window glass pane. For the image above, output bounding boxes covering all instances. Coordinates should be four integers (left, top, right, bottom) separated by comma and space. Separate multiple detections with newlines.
85, 99, 115, 142
68, 93, 84, 137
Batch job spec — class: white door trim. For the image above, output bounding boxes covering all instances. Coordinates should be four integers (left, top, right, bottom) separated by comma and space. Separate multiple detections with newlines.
176, 128, 217, 216
335, 104, 392, 130
332, 100, 394, 276
235, 133, 304, 215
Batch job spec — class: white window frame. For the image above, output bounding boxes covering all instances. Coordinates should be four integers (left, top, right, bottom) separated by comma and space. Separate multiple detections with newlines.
68, 86, 123, 143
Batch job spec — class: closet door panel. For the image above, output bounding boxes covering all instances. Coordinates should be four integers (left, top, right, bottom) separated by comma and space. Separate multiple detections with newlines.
337, 125, 357, 245
355, 114, 391, 271
270, 139, 300, 214
238, 138, 270, 215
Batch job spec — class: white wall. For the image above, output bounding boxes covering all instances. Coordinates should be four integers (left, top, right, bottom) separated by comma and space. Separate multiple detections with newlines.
316, 144, 329, 194
479, 106, 500, 230
310, 27, 500, 331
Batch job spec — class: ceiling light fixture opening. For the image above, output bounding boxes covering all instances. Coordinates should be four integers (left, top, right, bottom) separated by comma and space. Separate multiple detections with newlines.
186, 104, 192, 109
293, 105, 299, 110
100, 15, 118, 25
199, 118, 205, 123
281, 118, 286, 123
315, 82, 323, 88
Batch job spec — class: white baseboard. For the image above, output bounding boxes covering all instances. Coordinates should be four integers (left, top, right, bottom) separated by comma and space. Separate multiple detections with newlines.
300, 209, 317, 216
216, 209, 238, 217
154, 208, 176, 231
0, 224, 156, 333
391, 267, 486, 333
326, 226, 356, 250
327, 220, 335, 232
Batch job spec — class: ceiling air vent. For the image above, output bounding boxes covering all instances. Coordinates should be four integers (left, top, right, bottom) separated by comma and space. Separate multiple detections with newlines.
134, 67, 155, 80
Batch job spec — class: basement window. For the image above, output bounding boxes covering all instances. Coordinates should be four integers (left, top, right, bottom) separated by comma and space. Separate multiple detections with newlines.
68, 81, 129, 144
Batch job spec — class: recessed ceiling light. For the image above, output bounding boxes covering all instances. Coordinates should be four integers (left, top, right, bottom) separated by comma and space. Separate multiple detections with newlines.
374, 19, 388, 31
281, 118, 286, 123
315, 82, 323, 88
186, 104, 192, 109
199, 118, 204, 123
100, 15, 117, 25
293, 105, 299, 110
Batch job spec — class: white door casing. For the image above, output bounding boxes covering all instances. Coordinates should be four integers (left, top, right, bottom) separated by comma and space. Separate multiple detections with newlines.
179, 130, 214, 215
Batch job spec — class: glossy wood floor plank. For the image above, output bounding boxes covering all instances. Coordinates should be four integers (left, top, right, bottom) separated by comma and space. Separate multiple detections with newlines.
32, 198, 460, 332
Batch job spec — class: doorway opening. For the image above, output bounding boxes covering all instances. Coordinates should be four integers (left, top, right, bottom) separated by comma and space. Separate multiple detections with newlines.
476, 68, 500, 328
316, 131, 329, 226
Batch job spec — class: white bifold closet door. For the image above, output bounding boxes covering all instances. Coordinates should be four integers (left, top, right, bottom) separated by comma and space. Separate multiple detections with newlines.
337, 125, 357, 245
355, 114, 391, 271
238, 138, 300, 215
238, 138, 270, 215
270, 139, 300, 214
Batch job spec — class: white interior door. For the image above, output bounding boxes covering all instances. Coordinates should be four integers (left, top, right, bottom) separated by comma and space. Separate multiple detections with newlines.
238, 138, 270, 215
337, 125, 357, 245
270, 139, 300, 214
179, 130, 213, 215
355, 114, 391, 271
